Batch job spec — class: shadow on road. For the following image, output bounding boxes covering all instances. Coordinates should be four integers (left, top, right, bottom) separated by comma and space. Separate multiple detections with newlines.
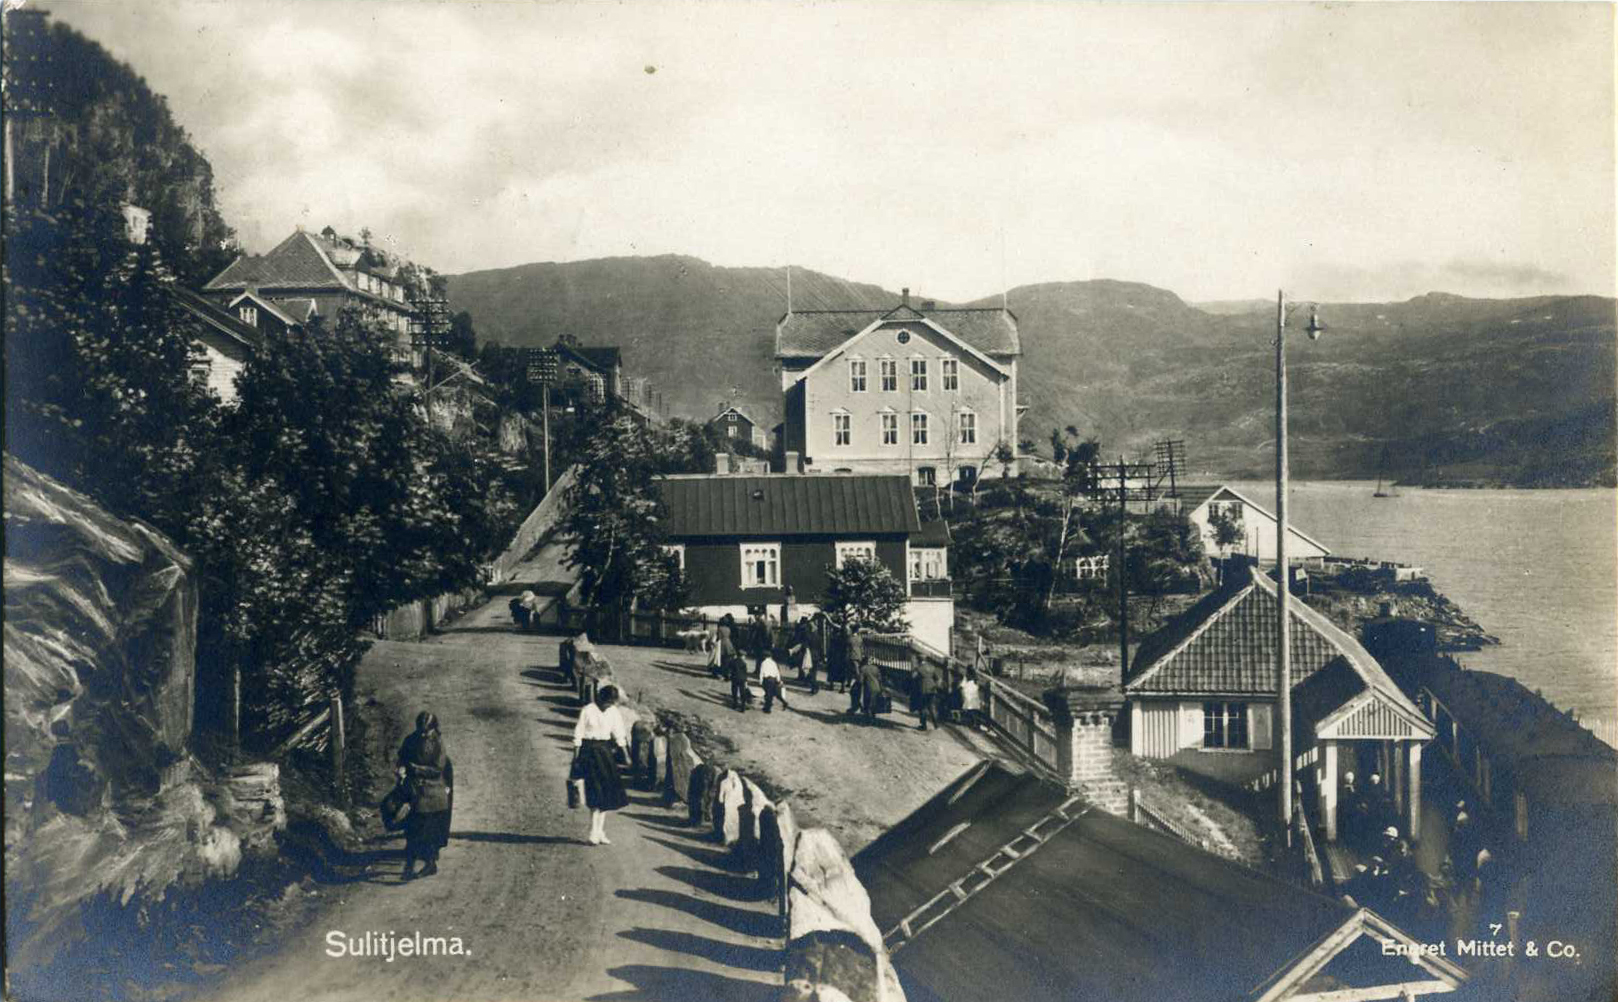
587, 964, 775, 1002
450, 830, 581, 846
656, 865, 771, 903
614, 887, 776, 938
640, 833, 737, 870
617, 927, 780, 973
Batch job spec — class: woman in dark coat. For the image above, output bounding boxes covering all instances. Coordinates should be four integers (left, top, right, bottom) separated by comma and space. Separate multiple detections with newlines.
572, 684, 631, 844
396, 711, 453, 880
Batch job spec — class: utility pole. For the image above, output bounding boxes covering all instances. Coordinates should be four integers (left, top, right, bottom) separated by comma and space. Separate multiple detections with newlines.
1275, 290, 1325, 845
1116, 455, 1129, 674
527, 347, 559, 493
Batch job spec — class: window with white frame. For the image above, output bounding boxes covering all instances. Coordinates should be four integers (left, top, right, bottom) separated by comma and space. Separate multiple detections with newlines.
662, 544, 686, 572
1207, 500, 1243, 522
911, 411, 929, 445
835, 541, 877, 569
239, 305, 258, 327
727, 424, 738, 438
911, 357, 928, 391
1202, 701, 1250, 749
740, 543, 780, 588
833, 412, 851, 446
881, 412, 899, 446
849, 358, 867, 392
910, 547, 946, 581
958, 410, 977, 445
880, 358, 898, 392
941, 357, 959, 391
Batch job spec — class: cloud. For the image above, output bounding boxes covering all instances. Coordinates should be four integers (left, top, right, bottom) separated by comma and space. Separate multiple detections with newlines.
48, 1, 1616, 302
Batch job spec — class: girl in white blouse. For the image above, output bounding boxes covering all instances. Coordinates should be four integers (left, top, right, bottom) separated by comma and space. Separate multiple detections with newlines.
573, 684, 631, 844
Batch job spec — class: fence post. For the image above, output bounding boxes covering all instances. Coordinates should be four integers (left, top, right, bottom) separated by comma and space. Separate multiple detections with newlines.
229, 663, 242, 757
1130, 786, 1140, 823
330, 692, 347, 805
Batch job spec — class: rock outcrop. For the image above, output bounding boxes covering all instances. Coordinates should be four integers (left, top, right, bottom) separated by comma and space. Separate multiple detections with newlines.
3, 457, 285, 970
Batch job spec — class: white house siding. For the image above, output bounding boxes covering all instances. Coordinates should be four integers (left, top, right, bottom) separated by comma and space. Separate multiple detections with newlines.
796, 321, 1017, 483
1190, 493, 1329, 565
200, 341, 245, 404
903, 597, 955, 657
1130, 698, 1276, 758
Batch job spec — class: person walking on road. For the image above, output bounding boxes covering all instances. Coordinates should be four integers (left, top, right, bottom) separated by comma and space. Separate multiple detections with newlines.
728, 650, 752, 712
858, 658, 884, 720
913, 662, 941, 731
396, 711, 454, 880
760, 648, 790, 713
572, 684, 631, 845
959, 671, 985, 729
846, 627, 867, 713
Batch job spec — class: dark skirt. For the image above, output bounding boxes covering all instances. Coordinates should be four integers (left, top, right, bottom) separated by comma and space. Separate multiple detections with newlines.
405, 806, 451, 851
579, 739, 629, 812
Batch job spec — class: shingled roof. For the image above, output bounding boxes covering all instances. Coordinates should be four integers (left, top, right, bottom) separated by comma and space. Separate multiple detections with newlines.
1125, 569, 1425, 732
776, 304, 1020, 360
204, 230, 349, 292
657, 474, 921, 538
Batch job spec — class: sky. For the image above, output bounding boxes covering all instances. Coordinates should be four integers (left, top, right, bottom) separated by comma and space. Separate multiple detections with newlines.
48, 0, 1617, 303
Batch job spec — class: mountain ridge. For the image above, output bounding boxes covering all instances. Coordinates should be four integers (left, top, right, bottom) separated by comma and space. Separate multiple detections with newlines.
446, 255, 1616, 485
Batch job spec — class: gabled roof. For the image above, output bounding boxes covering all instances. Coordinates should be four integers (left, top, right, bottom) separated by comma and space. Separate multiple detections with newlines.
1181, 484, 1332, 555
555, 340, 622, 375
777, 304, 1020, 360
710, 405, 754, 425
1125, 569, 1430, 732
204, 230, 351, 292
227, 290, 300, 328
657, 474, 921, 538
169, 287, 265, 352
853, 764, 1464, 1002
794, 311, 1010, 385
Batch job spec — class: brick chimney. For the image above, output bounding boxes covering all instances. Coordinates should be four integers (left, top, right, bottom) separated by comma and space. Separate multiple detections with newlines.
901, 287, 909, 307
1044, 686, 1127, 814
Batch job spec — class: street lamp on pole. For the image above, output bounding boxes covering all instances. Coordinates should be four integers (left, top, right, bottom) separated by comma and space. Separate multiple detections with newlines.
1275, 290, 1324, 846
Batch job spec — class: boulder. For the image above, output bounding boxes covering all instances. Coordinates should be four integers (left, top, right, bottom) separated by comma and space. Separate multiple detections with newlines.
714, 770, 745, 846
790, 828, 882, 952
784, 890, 881, 1002
688, 763, 717, 827
630, 721, 655, 787
774, 801, 800, 919
667, 731, 695, 802
740, 777, 771, 871
645, 734, 664, 791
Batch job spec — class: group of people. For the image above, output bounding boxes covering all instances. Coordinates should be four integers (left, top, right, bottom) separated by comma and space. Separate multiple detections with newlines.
700, 610, 986, 731
508, 589, 546, 631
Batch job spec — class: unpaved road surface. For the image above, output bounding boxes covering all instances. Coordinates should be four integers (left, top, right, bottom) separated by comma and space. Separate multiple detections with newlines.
209, 593, 780, 1002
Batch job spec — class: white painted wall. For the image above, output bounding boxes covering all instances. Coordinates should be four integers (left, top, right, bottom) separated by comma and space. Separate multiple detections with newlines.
1189, 492, 1330, 564
904, 597, 955, 657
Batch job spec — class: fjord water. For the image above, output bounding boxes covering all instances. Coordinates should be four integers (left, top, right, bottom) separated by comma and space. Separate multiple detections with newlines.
1227, 481, 1618, 725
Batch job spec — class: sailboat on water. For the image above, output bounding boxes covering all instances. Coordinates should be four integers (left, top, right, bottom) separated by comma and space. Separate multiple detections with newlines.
1373, 445, 1399, 498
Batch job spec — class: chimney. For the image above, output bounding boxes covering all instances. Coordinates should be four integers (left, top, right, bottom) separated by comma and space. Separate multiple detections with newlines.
784, 450, 801, 474
1044, 686, 1127, 814
901, 287, 909, 306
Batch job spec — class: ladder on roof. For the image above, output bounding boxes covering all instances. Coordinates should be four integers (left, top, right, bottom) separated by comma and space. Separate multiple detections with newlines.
882, 795, 1088, 954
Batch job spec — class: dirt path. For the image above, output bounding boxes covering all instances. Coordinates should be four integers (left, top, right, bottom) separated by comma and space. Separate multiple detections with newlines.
208, 595, 781, 1002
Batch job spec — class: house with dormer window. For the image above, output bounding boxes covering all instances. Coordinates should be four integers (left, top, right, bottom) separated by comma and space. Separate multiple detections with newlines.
775, 291, 1024, 485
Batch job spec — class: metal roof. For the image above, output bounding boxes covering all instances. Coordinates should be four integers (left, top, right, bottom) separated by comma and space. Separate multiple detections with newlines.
657, 474, 921, 538
776, 304, 1020, 359
853, 764, 1422, 1002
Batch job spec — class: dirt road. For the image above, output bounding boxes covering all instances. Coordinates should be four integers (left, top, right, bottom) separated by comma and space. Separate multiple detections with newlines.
209, 594, 781, 1002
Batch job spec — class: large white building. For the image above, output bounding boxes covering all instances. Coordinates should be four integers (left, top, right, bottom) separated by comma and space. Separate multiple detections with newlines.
775, 293, 1024, 486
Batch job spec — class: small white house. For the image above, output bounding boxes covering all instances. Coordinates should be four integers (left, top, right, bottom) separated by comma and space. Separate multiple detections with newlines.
1175, 485, 1330, 566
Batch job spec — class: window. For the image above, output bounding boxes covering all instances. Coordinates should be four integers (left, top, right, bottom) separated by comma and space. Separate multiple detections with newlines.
239, 305, 258, 327
958, 411, 977, 445
910, 547, 946, 581
942, 357, 959, 391
911, 411, 929, 445
727, 424, 738, 438
916, 466, 937, 486
911, 358, 928, 391
833, 413, 851, 446
835, 541, 877, 569
849, 359, 867, 392
190, 358, 212, 386
896, 329, 912, 344
1202, 702, 1250, 749
740, 543, 780, 588
662, 544, 685, 572
1207, 500, 1243, 522
880, 358, 898, 392
881, 412, 899, 446
727, 413, 737, 423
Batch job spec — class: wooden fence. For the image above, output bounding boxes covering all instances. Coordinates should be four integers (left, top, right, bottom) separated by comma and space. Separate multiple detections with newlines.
489, 465, 577, 584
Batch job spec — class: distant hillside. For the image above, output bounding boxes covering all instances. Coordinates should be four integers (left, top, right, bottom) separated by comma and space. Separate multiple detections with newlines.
447, 257, 1616, 485
446, 255, 895, 429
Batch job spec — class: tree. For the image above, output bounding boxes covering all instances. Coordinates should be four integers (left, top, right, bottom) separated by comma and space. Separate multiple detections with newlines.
821, 557, 909, 634
1206, 507, 1244, 581
447, 310, 478, 361
1123, 508, 1208, 628
562, 415, 685, 610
